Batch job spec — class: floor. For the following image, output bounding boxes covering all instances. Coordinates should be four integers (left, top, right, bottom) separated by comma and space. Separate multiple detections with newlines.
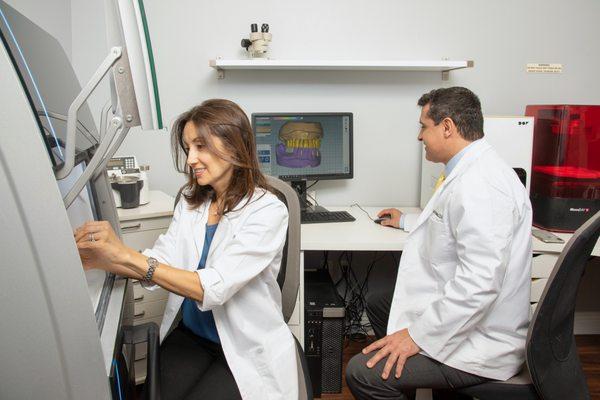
320, 335, 600, 400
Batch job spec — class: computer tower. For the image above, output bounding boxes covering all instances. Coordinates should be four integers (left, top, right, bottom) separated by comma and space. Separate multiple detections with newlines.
304, 269, 345, 397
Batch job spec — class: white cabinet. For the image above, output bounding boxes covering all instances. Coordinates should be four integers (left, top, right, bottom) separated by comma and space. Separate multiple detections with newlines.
529, 254, 559, 319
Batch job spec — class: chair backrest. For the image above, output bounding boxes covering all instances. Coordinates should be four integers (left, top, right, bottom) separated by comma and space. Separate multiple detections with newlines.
527, 210, 600, 400
266, 176, 301, 323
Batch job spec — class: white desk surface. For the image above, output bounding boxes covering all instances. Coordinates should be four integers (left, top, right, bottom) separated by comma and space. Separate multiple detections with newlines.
302, 206, 600, 256
301, 206, 420, 251
117, 190, 175, 221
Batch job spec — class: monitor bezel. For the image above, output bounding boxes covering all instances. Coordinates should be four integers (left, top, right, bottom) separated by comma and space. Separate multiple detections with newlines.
251, 112, 354, 182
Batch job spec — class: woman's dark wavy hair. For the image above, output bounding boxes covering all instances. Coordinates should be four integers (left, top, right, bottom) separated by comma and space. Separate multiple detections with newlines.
171, 99, 271, 213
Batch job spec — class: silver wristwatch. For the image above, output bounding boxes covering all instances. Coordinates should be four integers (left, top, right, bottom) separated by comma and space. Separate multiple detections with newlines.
143, 257, 159, 283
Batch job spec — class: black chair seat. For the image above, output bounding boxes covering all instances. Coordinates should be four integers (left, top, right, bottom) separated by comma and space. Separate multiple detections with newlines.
457, 366, 539, 400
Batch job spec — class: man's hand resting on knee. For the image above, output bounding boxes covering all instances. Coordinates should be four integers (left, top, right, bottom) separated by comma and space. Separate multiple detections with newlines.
362, 329, 420, 380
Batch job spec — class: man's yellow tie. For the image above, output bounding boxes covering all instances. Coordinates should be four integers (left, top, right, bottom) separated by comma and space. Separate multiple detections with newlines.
433, 172, 446, 192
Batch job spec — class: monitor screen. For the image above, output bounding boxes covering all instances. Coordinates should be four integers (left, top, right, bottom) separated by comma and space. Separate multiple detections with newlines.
252, 113, 353, 181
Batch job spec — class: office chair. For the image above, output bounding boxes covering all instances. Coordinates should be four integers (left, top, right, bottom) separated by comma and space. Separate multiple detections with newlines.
266, 175, 313, 400
449, 210, 600, 400
414, 210, 600, 400
127, 178, 312, 399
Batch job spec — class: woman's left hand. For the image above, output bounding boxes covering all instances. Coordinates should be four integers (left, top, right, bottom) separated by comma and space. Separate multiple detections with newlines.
74, 221, 131, 272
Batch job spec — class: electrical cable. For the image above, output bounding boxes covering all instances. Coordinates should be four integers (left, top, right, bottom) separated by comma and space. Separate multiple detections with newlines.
304, 180, 320, 207
306, 180, 319, 190
306, 192, 319, 207
335, 251, 397, 343
350, 203, 378, 221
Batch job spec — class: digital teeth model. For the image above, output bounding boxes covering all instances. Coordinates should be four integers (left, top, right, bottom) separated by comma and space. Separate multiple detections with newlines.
276, 122, 323, 168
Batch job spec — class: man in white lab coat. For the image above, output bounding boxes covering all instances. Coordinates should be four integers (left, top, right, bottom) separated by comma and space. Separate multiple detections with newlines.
346, 87, 533, 399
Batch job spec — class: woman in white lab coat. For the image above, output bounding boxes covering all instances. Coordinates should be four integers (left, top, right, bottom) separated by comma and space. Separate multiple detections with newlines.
75, 99, 299, 400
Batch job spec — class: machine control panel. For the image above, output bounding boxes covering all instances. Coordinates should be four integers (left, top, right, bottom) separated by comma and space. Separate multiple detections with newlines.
107, 156, 137, 171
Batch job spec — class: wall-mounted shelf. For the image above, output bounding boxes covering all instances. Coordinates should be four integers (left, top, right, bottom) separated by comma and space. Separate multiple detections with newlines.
208, 59, 474, 80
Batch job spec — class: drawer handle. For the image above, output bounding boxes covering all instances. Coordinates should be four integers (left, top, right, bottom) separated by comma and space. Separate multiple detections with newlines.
122, 223, 142, 231
134, 295, 145, 302
133, 280, 141, 286
134, 311, 146, 319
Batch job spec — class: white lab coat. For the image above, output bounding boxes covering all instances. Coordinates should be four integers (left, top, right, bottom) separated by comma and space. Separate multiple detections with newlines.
142, 188, 299, 399
387, 139, 533, 380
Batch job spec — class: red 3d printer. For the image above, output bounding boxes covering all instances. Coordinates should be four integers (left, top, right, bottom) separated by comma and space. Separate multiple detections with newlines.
525, 105, 600, 232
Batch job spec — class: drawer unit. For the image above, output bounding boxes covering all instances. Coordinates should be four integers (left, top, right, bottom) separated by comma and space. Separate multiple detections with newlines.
121, 217, 171, 251
121, 216, 171, 232
117, 191, 176, 385
132, 298, 168, 322
128, 280, 169, 304
532, 254, 559, 279
530, 254, 559, 319
120, 216, 171, 253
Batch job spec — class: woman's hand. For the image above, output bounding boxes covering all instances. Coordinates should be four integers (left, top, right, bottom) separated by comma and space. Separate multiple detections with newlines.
74, 221, 131, 272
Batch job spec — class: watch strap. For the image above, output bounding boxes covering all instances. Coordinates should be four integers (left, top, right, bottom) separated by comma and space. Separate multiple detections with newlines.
143, 257, 159, 283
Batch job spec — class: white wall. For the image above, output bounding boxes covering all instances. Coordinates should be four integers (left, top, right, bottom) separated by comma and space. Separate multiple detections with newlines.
69, 0, 600, 206
5, 0, 71, 58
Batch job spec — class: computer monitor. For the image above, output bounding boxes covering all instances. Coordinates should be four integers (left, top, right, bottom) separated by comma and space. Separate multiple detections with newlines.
252, 112, 353, 211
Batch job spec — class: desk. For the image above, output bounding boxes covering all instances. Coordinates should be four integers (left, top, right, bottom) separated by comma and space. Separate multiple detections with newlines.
302, 206, 421, 251
301, 205, 600, 255
296, 206, 600, 344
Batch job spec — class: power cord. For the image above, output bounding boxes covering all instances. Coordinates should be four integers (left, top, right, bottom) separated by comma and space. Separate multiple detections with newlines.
305, 180, 320, 207
350, 203, 378, 221
334, 251, 395, 343
306, 180, 319, 190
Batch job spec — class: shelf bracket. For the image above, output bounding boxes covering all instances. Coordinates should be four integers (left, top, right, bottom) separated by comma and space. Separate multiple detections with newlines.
216, 68, 225, 79
442, 60, 474, 81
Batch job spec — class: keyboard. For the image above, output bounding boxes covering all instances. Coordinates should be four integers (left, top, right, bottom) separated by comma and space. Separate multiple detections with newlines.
301, 210, 356, 224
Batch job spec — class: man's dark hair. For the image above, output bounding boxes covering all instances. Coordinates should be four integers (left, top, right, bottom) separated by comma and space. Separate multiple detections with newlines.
418, 87, 484, 141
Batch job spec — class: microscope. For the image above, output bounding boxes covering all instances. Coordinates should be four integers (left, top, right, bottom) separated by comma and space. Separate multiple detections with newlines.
241, 23, 271, 58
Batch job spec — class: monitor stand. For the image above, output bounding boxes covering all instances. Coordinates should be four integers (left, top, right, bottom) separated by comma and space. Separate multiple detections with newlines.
290, 180, 328, 214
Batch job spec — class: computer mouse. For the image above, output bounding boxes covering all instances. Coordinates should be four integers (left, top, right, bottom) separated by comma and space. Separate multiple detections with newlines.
374, 213, 392, 224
